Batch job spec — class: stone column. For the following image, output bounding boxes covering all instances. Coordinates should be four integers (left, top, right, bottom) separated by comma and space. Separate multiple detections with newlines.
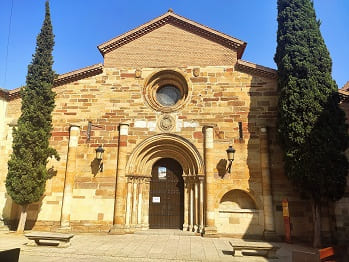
60, 125, 80, 228
142, 178, 151, 229
131, 179, 138, 226
189, 182, 194, 231
125, 178, 132, 228
110, 123, 129, 234
137, 179, 143, 227
204, 125, 217, 235
183, 176, 189, 231
199, 176, 204, 233
260, 127, 277, 240
194, 179, 199, 232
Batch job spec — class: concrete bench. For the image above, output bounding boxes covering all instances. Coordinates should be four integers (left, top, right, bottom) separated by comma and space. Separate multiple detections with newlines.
0, 248, 20, 262
25, 232, 74, 248
229, 240, 280, 258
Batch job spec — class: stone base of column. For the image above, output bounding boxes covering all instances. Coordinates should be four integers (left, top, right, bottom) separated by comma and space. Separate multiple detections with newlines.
199, 226, 205, 234
57, 226, 71, 233
182, 224, 189, 231
142, 224, 149, 230
109, 224, 127, 235
203, 226, 218, 237
0, 220, 8, 231
263, 230, 281, 242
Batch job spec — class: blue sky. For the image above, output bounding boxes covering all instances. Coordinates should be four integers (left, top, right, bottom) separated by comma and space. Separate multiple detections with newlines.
0, 0, 348, 90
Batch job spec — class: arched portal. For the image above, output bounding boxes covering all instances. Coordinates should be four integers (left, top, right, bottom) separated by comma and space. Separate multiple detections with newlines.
125, 134, 204, 232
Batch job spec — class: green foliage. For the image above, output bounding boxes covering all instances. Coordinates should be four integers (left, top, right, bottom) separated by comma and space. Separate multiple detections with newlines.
275, 0, 349, 202
6, 1, 59, 206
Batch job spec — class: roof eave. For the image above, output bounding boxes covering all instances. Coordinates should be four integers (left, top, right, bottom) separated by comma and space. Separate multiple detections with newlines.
5, 64, 104, 100
97, 11, 247, 58
236, 59, 278, 79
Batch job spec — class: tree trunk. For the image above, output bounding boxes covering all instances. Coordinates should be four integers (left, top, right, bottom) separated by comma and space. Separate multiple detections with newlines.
16, 205, 28, 233
327, 201, 337, 244
312, 200, 321, 248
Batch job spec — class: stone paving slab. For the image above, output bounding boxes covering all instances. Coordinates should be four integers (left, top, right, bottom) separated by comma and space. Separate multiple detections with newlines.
0, 231, 317, 262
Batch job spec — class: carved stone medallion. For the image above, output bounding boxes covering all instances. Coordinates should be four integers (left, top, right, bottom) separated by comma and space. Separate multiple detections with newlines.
135, 69, 142, 78
158, 114, 175, 132
193, 68, 200, 77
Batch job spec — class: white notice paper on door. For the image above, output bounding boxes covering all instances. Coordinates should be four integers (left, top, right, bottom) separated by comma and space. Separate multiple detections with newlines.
152, 196, 160, 203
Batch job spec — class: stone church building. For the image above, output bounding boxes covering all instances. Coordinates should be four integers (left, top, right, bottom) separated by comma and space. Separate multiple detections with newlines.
0, 10, 348, 241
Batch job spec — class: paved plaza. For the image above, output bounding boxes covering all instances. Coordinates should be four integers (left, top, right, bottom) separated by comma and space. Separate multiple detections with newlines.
0, 230, 317, 261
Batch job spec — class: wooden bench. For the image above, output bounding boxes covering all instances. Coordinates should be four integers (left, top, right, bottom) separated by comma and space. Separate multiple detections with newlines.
229, 240, 280, 258
319, 247, 335, 261
25, 232, 74, 248
292, 247, 336, 262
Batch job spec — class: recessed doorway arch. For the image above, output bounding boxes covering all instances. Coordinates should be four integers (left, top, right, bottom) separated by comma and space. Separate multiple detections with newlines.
125, 133, 205, 232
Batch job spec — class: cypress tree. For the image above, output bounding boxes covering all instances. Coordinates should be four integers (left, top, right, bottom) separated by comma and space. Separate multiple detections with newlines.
275, 0, 349, 247
5, 1, 59, 233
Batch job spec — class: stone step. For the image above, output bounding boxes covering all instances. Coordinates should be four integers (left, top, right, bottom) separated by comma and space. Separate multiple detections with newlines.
134, 229, 197, 236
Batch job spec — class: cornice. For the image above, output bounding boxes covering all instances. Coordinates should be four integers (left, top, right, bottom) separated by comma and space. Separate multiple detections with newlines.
339, 89, 349, 102
54, 63, 103, 87
98, 10, 247, 59
0, 88, 9, 100
235, 59, 278, 79
5, 63, 104, 101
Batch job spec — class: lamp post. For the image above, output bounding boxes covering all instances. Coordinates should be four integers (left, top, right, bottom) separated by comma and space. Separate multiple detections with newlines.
95, 145, 105, 172
226, 145, 235, 173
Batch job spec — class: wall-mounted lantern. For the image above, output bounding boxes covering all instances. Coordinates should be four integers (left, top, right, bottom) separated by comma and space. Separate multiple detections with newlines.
226, 145, 236, 173
95, 145, 105, 172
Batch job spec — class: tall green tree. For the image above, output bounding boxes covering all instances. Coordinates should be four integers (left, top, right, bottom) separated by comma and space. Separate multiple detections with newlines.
275, 0, 349, 247
5, 1, 59, 233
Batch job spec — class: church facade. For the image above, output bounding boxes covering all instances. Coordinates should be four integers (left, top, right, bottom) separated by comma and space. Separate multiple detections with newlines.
0, 10, 347, 241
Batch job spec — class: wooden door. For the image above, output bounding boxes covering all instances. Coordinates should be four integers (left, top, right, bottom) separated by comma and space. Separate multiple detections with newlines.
149, 158, 184, 229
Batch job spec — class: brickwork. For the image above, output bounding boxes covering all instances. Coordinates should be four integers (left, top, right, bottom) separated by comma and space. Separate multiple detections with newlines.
104, 24, 237, 68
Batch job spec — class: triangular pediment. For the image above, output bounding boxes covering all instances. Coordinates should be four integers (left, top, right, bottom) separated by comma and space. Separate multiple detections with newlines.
98, 10, 247, 66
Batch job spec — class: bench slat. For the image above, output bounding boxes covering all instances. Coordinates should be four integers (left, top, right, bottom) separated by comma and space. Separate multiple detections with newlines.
319, 247, 335, 260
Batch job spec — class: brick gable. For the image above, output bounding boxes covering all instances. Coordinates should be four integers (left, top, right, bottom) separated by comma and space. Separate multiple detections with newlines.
104, 24, 237, 68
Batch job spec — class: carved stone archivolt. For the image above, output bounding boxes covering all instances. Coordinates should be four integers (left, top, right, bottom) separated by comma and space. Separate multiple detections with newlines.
126, 133, 204, 178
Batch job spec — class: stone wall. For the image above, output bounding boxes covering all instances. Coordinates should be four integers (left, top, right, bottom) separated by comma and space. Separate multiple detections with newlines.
0, 64, 317, 239
0, 97, 10, 223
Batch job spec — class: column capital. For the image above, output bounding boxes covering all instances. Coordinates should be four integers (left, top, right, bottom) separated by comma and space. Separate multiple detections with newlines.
119, 123, 129, 136
69, 125, 80, 133
202, 124, 216, 130
198, 175, 205, 181
143, 177, 151, 184
69, 124, 80, 128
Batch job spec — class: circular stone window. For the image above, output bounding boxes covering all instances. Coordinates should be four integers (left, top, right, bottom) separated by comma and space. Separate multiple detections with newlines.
156, 85, 181, 106
143, 70, 190, 112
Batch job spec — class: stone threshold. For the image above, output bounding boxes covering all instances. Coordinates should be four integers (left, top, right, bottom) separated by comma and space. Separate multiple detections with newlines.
134, 229, 197, 236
